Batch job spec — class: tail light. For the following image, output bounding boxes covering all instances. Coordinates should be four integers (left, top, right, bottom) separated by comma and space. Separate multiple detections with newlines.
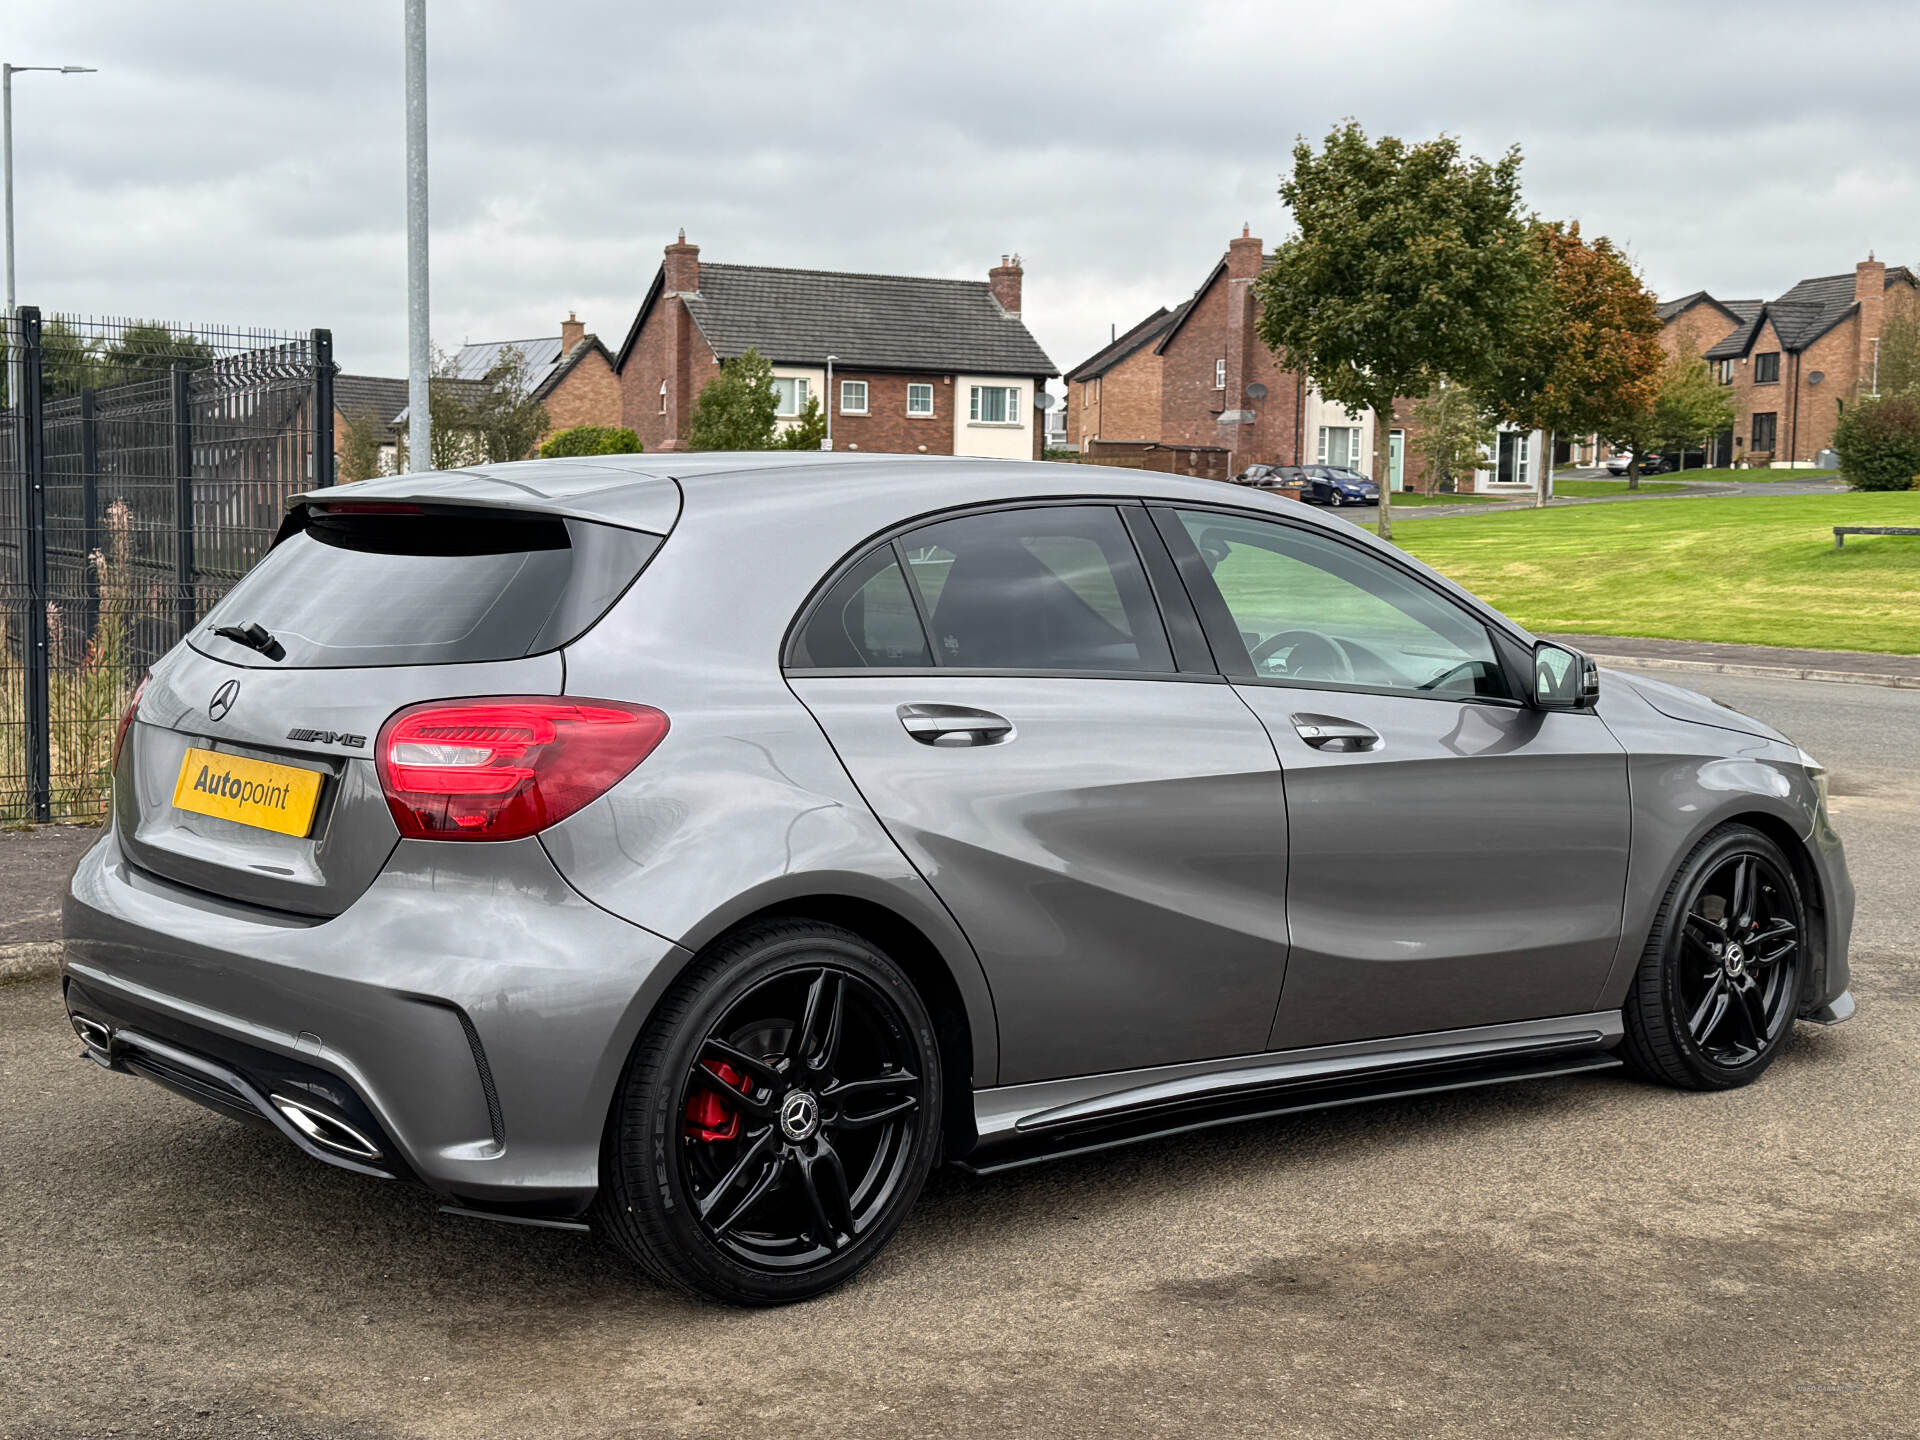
111, 674, 151, 774
375, 697, 668, 841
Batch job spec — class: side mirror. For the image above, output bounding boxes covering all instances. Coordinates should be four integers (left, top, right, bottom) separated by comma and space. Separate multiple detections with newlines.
1532, 641, 1599, 710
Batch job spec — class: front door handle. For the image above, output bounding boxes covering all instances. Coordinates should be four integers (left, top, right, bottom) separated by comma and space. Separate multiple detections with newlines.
898, 704, 1015, 748
1290, 712, 1381, 753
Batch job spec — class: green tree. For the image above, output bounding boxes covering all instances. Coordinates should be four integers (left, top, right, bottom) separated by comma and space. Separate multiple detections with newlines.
541, 424, 644, 458
464, 344, 550, 463
1833, 392, 1920, 490
99, 321, 213, 388
1408, 380, 1494, 493
1254, 122, 1537, 538
1871, 303, 1920, 399
777, 395, 828, 451
1647, 346, 1738, 472
1482, 220, 1665, 501
689, 347, 778, 451
337, 412, 388, 482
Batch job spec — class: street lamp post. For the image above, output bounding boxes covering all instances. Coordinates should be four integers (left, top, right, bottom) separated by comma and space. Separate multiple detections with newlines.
4, 62, 95, 409
403, 0, 431, 471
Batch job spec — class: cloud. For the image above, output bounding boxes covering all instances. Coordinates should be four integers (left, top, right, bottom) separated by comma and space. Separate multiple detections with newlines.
10, 0, 1919, 382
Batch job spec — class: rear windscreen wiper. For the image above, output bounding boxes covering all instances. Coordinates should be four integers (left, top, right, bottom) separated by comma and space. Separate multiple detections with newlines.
210, 620, 286, 662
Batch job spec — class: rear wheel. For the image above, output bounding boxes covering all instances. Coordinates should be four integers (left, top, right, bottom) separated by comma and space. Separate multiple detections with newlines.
1621, 825, 1805, 1089
596, 921, 941, 1305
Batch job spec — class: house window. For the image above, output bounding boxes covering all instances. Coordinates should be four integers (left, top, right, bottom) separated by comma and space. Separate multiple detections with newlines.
658, 379, 667, 414
1316, 425, 1362, 469
1751, 412, 1778, 452
1215, 358, 1227, 390
840, 379, 868, 415
1754, 352, 1780, 384
771, 376, 810, 418
1714, 359, 1734, 385
969, 384, 1020, 424
907, 383, 935, 417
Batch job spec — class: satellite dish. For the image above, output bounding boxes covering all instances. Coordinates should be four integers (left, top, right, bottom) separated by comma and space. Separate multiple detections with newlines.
1807, 371, 1825, 386
1245, 382, 1268, 400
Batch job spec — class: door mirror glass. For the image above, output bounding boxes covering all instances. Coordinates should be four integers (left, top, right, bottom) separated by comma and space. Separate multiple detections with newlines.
1533, 642, 1598, 709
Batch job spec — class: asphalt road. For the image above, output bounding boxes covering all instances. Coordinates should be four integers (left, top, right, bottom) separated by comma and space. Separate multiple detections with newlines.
4, 669, 1917, 1440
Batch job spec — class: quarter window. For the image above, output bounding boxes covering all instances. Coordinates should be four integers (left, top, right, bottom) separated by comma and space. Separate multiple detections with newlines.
840, 379, 868, 414
907, 383, 934, 416
1174, 510, 1511, 700
790, 547, 931, 669
1754, 352, 1780, 384
897, 506, 1173, 673
969, 385, 1020, 424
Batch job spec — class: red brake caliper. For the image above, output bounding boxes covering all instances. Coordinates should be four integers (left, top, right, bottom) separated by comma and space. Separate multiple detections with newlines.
684, 1061, 752, 1142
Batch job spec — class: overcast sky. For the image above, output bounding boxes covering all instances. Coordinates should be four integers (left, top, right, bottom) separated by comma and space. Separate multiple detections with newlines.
10, 0, 1918, 385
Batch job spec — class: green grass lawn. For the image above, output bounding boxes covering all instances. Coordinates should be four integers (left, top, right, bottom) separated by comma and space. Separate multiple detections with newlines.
1551, 478, 1685, 498
1379, 491, 1920, 654
1671, 466, 1838, 483
1384, 491, 1505, 506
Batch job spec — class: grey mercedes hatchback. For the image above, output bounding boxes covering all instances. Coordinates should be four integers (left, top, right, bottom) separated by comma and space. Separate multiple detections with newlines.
63, 453, 1855, 1304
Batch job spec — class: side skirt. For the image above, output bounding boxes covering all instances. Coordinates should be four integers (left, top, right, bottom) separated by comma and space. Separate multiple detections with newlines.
957, 1013, 1623, 1175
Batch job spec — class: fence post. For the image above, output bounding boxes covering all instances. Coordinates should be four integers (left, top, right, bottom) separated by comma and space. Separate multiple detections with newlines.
171, 362, 195, 643
311, 328, 334, 487
19, 307, 51, 823
79, 386, 100, 640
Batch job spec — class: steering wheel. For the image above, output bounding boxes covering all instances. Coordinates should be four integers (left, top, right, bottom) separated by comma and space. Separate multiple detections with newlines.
1250, 628, 1352, 682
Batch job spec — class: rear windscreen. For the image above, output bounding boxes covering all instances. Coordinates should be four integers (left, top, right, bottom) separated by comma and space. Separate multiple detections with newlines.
190, 509, 660, 668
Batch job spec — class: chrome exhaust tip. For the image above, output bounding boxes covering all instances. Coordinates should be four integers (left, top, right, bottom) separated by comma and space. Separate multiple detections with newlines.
70, 1013, 112, 1051
269, 1094, 384, 1161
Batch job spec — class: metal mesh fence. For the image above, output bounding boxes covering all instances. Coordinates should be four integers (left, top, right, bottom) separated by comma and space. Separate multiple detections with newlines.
0, 309, 333, 822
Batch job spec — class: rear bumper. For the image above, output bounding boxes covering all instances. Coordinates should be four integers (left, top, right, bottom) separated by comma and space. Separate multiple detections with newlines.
61, 826, 692, 1212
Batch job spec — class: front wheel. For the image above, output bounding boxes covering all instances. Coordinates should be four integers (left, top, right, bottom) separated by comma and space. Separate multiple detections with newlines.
1327, 491, 1343, 507
596, 921, 942, 1304
1621, 824, 1805, 1089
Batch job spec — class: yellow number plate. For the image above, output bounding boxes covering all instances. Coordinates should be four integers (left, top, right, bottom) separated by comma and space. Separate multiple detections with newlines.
172, 747, 324, 838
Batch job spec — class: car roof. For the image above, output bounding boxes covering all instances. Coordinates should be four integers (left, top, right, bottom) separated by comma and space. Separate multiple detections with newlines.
302, 452, 1359, 541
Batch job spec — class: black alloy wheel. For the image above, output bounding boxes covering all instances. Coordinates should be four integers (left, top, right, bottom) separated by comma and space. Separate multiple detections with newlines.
1623, 824, 1806, 1089
597, 921, 942, 1305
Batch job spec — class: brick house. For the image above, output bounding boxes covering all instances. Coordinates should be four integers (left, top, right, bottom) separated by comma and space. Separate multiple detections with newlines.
1660, 257, 1917, 465
613, 235, 1056, 457
332, 373, 408, 477
437, 315, 622, 446
1066, 227, 1546, 493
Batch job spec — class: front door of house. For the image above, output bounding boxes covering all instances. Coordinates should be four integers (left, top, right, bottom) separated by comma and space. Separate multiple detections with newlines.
1388, 430, 1405, 491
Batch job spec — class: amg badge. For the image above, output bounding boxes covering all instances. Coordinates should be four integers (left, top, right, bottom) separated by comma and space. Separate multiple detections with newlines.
285, 727, 367, 749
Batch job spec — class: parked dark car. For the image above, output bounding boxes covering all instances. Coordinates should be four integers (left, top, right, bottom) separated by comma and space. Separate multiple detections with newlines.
1233, 463, 1292, 488
63, 453, 1854, 1305
1298, 466, 1380, 506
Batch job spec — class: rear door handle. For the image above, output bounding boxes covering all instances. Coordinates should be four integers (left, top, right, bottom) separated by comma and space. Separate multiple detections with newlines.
898, 704, 1015, 747
1290, 712, 1381, 752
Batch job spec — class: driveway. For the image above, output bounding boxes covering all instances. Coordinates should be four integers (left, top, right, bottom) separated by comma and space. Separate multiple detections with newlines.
3, 670, 1917, 1439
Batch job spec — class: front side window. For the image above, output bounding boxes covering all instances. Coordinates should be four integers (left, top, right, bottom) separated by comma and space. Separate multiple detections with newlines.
1175, 510, 1511, 700
1215, 358, 1228, 389
771, 376, 810, 418
907, 382, 934, 416
1714, 359, 1734, 385
1754, 352, 1780, 384
1751, 411, 1778, 451
840, 379, 868, 414
969, 384, 1020, 424
658, 379, 667, 413
898, 506, 1172, 673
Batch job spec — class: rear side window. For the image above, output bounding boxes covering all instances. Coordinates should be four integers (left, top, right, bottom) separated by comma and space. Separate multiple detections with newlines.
192, 508, 660, 668
897, 506, 1173, 673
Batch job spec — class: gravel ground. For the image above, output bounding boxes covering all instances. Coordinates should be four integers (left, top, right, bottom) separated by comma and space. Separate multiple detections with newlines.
3, 671, 1915, 1440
